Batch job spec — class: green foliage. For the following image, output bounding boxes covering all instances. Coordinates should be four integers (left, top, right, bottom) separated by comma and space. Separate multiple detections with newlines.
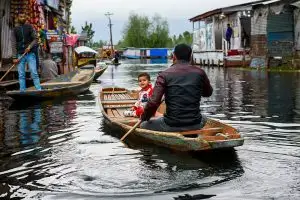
81, 21, 95, 46
171, 31, 193, 46
70, 26, 77, 34
120, 13, 192, 48
121, 13, 170, 48
122, 13, 151, 48
91, 40, 108, 49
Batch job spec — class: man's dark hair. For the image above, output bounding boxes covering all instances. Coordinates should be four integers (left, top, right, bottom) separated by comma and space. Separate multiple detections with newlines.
174, 43, 192, 62
138, 72, 150, 81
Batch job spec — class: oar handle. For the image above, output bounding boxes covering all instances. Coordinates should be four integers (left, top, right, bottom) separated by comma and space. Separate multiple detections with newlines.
0, 52, 27, 82
120, 120, 142, 141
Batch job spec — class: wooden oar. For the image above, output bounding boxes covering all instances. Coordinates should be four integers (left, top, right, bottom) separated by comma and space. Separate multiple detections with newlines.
120, 120, 142, 141
0, 52, 27, 82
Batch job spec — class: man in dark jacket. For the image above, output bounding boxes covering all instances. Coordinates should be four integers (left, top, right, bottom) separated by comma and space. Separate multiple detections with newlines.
226, 24, 233, 50
11, 13, 41, 91
140, 43, 213, 132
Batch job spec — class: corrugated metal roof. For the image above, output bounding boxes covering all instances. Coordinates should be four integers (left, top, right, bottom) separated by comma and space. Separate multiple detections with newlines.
74, 46, 97, 54
189, 0, 281, 22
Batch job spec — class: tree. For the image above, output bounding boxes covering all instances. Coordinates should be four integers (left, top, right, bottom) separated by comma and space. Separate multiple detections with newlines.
121, 13, 169, 48
148, 14, 169, 48
171, 31, 193, 46
122, 13, 151, 48
70, 25, 77, 34
120, 13, 192, 48
81, 21, 95, 46
91, 40, 107, 49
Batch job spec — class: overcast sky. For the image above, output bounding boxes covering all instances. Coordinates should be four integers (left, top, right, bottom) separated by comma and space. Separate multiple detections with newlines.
71, 0, 255, 43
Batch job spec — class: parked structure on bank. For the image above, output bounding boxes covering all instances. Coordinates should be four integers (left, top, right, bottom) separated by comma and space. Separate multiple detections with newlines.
0, 0, 75, 76
122, 47, 173, 59
190, 0, 300, 68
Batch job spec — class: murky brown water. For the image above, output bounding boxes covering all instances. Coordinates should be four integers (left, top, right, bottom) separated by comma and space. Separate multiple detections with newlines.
0, 60, 299, 199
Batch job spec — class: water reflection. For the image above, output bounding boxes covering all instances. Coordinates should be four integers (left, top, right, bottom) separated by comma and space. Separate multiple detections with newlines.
102, 122, 244, 194
0, 61, 299, 199
0, 98, 80, 199
19, 107, 42, 146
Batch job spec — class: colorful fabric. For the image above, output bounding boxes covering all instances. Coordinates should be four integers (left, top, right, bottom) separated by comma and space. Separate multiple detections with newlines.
65, 34, 79, 47
124, 84, 153, 117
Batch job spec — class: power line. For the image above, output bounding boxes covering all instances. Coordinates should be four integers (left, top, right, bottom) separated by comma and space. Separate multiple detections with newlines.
105, 12, 114, 58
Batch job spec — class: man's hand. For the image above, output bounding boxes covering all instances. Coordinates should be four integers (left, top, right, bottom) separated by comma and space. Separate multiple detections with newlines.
25, 45, 31, 53
13, 59, 19, 64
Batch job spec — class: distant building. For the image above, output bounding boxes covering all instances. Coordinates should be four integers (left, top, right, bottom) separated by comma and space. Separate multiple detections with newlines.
123, 47, 172, 59
190, 0, 300, 68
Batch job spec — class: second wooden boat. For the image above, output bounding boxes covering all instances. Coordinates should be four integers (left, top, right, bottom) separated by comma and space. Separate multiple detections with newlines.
94, 66, 108, 81
6, 67, 95, 100
99, 87, 244, 151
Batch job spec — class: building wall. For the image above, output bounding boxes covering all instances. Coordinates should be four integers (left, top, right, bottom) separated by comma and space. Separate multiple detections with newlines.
0, 0, 12, 60
294, 8, 300, 51
226, 13, 241, 50
251, 7, 268, 57
192, 18, 215, 52
214, 16, 223, 50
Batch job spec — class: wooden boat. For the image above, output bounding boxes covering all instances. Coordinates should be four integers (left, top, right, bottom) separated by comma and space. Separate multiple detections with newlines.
74, 46, 97, 67
6, 67, 95, 100
99, 87, 244, 151
94, 66, 107, 81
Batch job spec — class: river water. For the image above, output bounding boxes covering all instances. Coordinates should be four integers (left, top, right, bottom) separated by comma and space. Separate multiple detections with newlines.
0, 60, 299, 200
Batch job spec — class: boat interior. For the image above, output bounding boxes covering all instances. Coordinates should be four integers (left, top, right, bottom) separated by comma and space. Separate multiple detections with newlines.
100, 88, 241, 140
27, 69, 94, 90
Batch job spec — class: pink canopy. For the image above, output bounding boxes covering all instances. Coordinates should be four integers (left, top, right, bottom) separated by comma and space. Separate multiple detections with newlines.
65, 34, 79, 47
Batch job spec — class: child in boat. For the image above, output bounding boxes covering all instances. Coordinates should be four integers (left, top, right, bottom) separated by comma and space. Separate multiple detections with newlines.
124, 72, 153, 117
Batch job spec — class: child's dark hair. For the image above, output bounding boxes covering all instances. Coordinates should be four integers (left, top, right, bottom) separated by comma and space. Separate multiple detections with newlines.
138, 72, 150, 81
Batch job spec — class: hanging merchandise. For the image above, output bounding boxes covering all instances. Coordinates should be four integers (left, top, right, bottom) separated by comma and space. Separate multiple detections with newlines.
10, 0, 44, 31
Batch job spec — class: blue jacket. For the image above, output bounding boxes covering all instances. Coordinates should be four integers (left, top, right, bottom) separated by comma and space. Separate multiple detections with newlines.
226, 27, 233, 41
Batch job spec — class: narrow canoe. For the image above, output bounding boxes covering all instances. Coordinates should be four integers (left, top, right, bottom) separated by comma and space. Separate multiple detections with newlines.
94, 66, 108, 81
6, 67, 95, 100
99, 87, 244, 152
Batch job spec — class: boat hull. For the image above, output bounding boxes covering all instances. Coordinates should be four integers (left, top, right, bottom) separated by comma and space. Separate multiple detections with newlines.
94, 66, 107, 81
6, 67, 95, 100
99, 87, 244, 152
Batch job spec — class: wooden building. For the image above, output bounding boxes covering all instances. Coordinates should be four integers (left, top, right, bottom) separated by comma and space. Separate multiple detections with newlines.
190, 0, 300, 68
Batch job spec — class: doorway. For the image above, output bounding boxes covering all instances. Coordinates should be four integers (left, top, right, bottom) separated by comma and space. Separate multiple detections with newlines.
240, 17, 251, 48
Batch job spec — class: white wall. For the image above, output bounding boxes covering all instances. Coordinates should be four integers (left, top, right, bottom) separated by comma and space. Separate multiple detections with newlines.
251, 7, 268, 35
294, 8, 300, 51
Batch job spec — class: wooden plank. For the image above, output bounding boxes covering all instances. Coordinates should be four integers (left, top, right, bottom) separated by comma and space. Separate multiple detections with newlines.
112, 94, 119, 100
102, 100, 137, 104
107, 109, 115, 117
103, 104, 134, 109
180, 128, 223, 136
111, 109, 121, 117
102, 90, 127, 94
116, 108, 129, 117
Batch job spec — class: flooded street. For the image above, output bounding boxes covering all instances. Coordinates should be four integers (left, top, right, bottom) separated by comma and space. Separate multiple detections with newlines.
0, 60, 299, 200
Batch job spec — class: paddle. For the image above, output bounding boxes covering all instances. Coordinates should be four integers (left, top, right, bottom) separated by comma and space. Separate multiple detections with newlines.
120, 120, 142, 141
0, 52, 27, 82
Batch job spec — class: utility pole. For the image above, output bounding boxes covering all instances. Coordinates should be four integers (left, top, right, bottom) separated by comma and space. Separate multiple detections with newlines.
105, 12, 114, 58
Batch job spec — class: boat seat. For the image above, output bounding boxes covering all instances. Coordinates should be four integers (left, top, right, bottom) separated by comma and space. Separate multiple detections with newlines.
103, 93, 136, 101
102, 100, 137, 105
